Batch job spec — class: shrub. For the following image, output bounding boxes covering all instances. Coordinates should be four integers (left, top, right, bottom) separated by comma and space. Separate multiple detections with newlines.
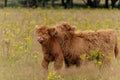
47, 71, 64, 80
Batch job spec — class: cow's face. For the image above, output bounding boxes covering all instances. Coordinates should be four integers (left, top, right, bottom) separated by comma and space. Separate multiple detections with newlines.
35, 26, 51, 44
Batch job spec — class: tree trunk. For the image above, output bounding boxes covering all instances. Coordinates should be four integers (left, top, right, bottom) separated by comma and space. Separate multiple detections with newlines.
87, 0, 92, 6
61, 0, 65, 6
86, 0, 100, 8
66, 0, 73, 8
35, 0, 39, 8
26, 0, 30, 7
105, 0, 109, 8
5, 0, 7, 7
41, 0, 46, 7
111, 0, 118, 8
93, 0, 99, 7
52, 0, 55, 7
61, 0, 67, 8
32, 0, 39, 8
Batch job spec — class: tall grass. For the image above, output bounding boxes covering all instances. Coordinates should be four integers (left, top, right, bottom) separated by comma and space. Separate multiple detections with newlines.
0, 8, 120, 80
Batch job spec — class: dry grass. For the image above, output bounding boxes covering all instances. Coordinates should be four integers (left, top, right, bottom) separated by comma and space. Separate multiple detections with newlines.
0, 8, 120, 80
58, 59, 120, 80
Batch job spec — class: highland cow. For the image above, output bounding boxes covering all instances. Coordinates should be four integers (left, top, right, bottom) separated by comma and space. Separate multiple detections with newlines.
51, 22, 118, 68
35, 25, 64, 70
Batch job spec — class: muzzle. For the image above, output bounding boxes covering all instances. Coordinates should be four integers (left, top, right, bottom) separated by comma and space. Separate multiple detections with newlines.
37, 37, 44, 43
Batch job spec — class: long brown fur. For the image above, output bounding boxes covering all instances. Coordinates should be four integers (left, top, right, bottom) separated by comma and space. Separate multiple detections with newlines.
35, 25, 64, 70
52, 22, 119, 68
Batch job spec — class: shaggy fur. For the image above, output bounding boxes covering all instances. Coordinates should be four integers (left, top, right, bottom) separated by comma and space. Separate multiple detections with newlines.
52, 22, 118, 68
35, 25, 64, 70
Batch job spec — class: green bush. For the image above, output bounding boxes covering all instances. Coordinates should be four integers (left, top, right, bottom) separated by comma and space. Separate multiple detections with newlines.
7, 0, 27, 7
17, 0, 26, 5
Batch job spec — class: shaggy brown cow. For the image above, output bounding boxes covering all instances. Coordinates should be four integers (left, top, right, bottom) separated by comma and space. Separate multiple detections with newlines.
51, 22, 118, 68
35, 25, 64, 70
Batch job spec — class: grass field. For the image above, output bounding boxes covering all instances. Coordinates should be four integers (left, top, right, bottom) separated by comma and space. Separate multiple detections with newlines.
0, 8, 120, 80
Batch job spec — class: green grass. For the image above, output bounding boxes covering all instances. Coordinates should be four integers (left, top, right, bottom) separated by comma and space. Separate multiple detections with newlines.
0, 8, 120, 80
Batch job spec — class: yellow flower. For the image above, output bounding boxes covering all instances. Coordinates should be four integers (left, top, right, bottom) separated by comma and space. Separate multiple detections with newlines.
12, 54, 16, 57
97, 61, 102, 66
47, 71, 64, 80
34, 55, 38, 59
101, 53, 104, 57
0, 52, 2, 54
19, 46, 23, 50
107, 56, 112, 60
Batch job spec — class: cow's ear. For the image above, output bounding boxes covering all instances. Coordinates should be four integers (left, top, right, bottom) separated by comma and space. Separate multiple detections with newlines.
48, 28, 57, 37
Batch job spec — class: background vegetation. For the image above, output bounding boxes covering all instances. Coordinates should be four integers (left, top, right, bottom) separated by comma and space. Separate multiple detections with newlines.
1, 0, 120, 8
0, 8, 120, 80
